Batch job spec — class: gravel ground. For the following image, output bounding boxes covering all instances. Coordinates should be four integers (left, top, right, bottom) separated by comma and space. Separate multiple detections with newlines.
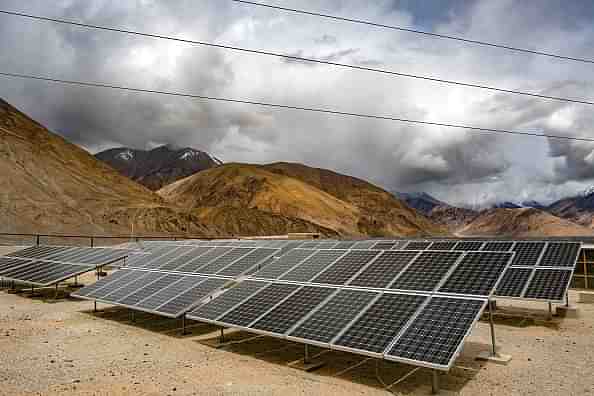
1, 270, 594, 395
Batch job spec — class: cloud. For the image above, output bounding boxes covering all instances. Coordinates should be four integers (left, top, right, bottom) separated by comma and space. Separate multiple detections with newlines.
1, 0, 594, 206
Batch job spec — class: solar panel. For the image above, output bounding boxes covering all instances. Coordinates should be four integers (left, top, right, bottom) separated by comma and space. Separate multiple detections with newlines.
428, 241, 458, 251
333, 241, 357, 249
482, 241, 514, 252
386, 297, 486, 368
348, 251, 419, 289
86, 270, 152, 300
438, 252, 513, 296
538, 242, 581, 268
217, 283, 300, 327
317, 241, 339, 249
334, 293, 427, 355
119, 274, 184, 306
7, 246, 56, 259
251, 286, 336, 334
523, 269, 572, 301
101, 272, 165, 302
217, 248, 278, 277
511, 242, 546, 267
24, 264, 90, 286
288, 289, 378, 344
175, 247, 231, 273
311, 250, 380, 285
73, 269, 136, 298
155, 247, 213, 272
155, 277, 228, 317
371, 241, 398, 250
251, 249, 316, 279
404, 241, 432, 250
0, 257, 33, 272
300, 241, 321, 249
391, 241, 409, 250
351, 240, 376, 249
195, 248, 254, 275
280, 250, 347, 282
391, 251, 462, 292
494, 268, 533, 297
153, 246, 200, 271
129, 246, 187, 269
188, 280, 269, 322
452, 241, 484, 251
135, 276, 206, 311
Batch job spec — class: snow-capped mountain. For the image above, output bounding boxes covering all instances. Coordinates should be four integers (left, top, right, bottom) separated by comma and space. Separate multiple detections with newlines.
95, 145, 222, 190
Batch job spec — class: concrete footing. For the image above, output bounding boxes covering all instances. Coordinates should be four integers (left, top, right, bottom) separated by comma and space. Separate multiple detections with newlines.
556, 305, 579, 318
287, 358, 325, 372
476, 351, 512, 365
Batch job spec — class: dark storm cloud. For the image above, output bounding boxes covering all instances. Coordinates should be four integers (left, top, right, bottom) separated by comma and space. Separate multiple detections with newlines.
2, 0, 594, 205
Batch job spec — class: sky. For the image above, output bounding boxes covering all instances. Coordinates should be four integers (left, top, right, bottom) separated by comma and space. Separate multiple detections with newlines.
2, 0, 594, 208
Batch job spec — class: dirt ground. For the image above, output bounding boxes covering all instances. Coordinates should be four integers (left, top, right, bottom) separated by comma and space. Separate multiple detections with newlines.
1, 267, 594, 395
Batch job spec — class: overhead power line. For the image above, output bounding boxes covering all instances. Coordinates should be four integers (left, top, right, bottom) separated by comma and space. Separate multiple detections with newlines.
1, 9, 593, 107
231, 0, 594, 65
2, 70, 593, 143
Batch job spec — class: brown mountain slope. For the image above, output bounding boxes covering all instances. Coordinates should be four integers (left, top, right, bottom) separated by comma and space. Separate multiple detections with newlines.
0, 98, 216, 236
158, 162, 445, 237
429, 205, 479, 229
456, 208, 592, 237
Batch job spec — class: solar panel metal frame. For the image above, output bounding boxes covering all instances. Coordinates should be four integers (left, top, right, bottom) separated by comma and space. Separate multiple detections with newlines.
0, 261, 99, 287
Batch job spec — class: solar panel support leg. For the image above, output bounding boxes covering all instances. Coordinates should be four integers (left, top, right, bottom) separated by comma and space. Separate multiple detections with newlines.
431, 370, 439, 394
131, 310, 136, 323
54, 283, 59, 300
566, 292, 570, 307
181, 314, 187, 335
94, 300, 97, 313
304, 344, 310, 364
219, 327, 225, 343
548, 302, 553, 320
488, 300, 497, 357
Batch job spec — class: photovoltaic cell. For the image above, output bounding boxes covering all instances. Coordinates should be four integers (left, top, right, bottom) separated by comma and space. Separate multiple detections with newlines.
311, 250, 380, 285
218, 283, 300, 327
175, 247, 231, 273
252, 286, 335, 334
0, 257, 32, 272
438, 252, 513, 296
289, 289, 377, 344
538, 242, 581, 268
155, 246, 205, 271
511, 242, 546, 267
217, 248, 278, 277
7, 246, 56, 259
102, 272, 165, 302
371, 241, 397, 250
316, 241, 339, 249
391, 251, 462, 292
119, 274, 183, 306
79, 270, 149, 299
334, 293, 427, 354
482, 241, 514, 252
280, 250, 346, 282
251, 249, 315, 279
386, 297, 485, 368
135, 276, 205, 311
351, 240, 376, 249
428, 241, 457, 251
196, 248, 254, 275
404, 241, 432, 250
155, 277, 228, 316
72, 269, 135, 297
453, 241, 484, 251
188, 280, 269, 321
495, 268, 533, 297
333, 241, 357, 249
523, 269, 572, 301
348, 251, 418, 289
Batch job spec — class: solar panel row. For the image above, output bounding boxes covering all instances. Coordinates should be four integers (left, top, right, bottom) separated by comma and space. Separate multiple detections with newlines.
188, 283, 487, 370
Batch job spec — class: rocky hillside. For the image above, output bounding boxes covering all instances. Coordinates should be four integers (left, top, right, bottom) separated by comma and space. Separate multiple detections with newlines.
548, 189, 594, 228
0, 98, 217, 236
456, 208, 592, 237
96, 145, 221, 190
158, 162, 445, 237
393, 192, 448, 215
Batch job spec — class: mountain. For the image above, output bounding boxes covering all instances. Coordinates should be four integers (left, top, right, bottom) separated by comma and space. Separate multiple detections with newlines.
158, 162, 446, 237
493, 201, 522, 209
456, 208, 592, 237
393, 192, 448, 215
95, 145, 222, 190
428, 206, 479, 229
548, 188, 594, 228
0, 98, 217, 236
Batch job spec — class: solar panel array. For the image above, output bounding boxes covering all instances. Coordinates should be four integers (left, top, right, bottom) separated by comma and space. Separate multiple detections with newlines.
72, 269, 228, 318
68, 237, 581, 372
0, 246, 130, 287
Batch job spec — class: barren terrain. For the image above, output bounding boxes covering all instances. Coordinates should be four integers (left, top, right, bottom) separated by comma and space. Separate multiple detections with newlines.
1, 269, 593, 395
